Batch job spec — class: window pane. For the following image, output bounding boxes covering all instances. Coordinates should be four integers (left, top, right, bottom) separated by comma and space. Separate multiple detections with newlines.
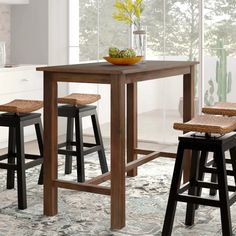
142, 0, 164, 58
204, 0, 236, 52
99, 0, 129, 59
204, 1, 236, 108
68, 0, 200, 144
165, 0, 199, 60
69, 47, 79, 63
204, 48, 236, 105
79, 0, 98, 60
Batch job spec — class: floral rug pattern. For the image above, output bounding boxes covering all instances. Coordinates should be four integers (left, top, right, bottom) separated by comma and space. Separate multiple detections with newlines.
0, 149, 235, 236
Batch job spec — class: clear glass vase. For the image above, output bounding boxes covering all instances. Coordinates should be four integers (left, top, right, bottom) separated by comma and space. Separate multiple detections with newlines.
133, 26, 147, 59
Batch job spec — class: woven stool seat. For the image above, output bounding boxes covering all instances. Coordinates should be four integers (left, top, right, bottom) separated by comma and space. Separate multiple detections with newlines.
174, 115, 236, 134
0, 99, 43, 113
58, 93, 101, 106
203, 102, 236, 116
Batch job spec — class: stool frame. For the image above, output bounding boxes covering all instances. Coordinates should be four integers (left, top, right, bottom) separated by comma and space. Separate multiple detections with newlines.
0, 112, 43, 210
58, 105, 108, 182
162, 132, 236, 236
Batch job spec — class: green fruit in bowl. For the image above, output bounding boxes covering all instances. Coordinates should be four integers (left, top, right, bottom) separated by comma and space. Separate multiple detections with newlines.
127, 48, 136, 57
109, 47, 120, 58
119, 48, 136, 58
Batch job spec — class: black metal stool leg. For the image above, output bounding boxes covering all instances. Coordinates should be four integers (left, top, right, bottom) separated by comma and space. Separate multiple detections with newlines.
229, 147, 236, 185
16, 124, 27, 210
215, 149, 232, 236
65, 117, 74, 174
75, 115, 85, 182
91, 111, 108, 173
210, 153, 217, 196
195, 151, 208, 209
35, 119, 44, 185
7, 127, 16, 189
162, 142, 185, 236
185, 150, 200, 226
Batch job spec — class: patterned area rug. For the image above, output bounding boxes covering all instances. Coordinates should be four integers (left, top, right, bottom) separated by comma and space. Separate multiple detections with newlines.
0, 148, 235, 236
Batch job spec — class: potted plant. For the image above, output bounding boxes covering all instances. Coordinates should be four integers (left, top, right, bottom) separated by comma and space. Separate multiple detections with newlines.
112, 0, 146, 57
112, 0, 144, 29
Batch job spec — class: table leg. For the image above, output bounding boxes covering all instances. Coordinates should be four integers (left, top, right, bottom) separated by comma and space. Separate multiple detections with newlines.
183, 66, 195, 183
110, 76, 126, 229
43, 74, 58, 216
127, 82, 138, 177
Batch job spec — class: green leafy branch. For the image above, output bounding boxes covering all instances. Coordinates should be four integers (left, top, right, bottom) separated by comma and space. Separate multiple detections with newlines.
112, 0, 145, 28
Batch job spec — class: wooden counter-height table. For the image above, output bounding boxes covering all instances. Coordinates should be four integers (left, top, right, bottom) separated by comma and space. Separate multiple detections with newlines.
37, 60, 198, 229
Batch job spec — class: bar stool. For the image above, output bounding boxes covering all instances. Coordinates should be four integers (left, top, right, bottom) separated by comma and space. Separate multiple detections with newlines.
202, 102, 236, 196
203, 102, 236, 116
162, 115, 236, 236
57, 93, 108, 182
0, 99, 44, 210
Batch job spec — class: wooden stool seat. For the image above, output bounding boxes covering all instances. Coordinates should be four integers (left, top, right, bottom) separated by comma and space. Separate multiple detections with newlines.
58, 93, 101, 106
203, 102, 236, 116
174, 115, 236, 134
0, 99, 43, 113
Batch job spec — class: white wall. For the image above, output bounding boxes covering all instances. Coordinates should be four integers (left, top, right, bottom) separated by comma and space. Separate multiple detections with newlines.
0, 5, 11, 63
48, 0, 68, 66
10, 0, 69, 95
11, 0, 48, 64
11, 0, 69, 135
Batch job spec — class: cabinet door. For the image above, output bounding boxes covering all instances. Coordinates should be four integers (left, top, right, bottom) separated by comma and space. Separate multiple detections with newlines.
0, 70, 43, 95
0, 67, 43, 148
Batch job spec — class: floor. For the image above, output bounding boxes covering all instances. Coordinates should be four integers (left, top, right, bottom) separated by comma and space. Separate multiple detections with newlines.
0, 136, 235, 235
84, 109, 183, 144
0, 110, 233, 236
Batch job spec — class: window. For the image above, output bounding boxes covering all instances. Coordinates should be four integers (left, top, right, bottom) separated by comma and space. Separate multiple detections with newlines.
203, 0, 236, 106
69, 0, 236, 144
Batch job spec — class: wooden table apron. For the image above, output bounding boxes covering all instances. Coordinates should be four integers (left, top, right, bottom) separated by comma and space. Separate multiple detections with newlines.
38, 61, 197, 230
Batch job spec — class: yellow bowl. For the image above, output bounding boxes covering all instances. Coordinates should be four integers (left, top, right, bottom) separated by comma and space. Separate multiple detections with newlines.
103, 56, 143, 65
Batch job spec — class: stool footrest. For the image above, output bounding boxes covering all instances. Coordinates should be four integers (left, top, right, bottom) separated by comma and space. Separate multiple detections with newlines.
229, 192, 236, 205
178, 181, 219, 194
84, 145, 102, 155
64, 142, 97, 148
176, 193, 221, 207
58, 149, 77, 156
197, 180, 219, 190
0, 153, 42, 170
25, 154, 43, 160
203, 166, 234, 176
0, 154, 12, 161
83, 142, 97, 147
58, 141, 97, 148
178, 182, 190, 193
0, 163, 17, 170
25, 158, 43, 169
58, 142, 67, 148
58, 145, 102, 156
179, 181, 236, 193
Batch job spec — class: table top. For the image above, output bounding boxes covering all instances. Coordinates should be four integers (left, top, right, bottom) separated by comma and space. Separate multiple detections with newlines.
37, 60, 198, 75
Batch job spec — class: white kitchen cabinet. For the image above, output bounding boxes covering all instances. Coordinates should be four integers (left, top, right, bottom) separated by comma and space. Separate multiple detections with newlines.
0, 65, 43, 147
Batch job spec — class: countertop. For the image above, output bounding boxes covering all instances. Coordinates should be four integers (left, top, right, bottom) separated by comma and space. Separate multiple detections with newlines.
0, 64, 46, 72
